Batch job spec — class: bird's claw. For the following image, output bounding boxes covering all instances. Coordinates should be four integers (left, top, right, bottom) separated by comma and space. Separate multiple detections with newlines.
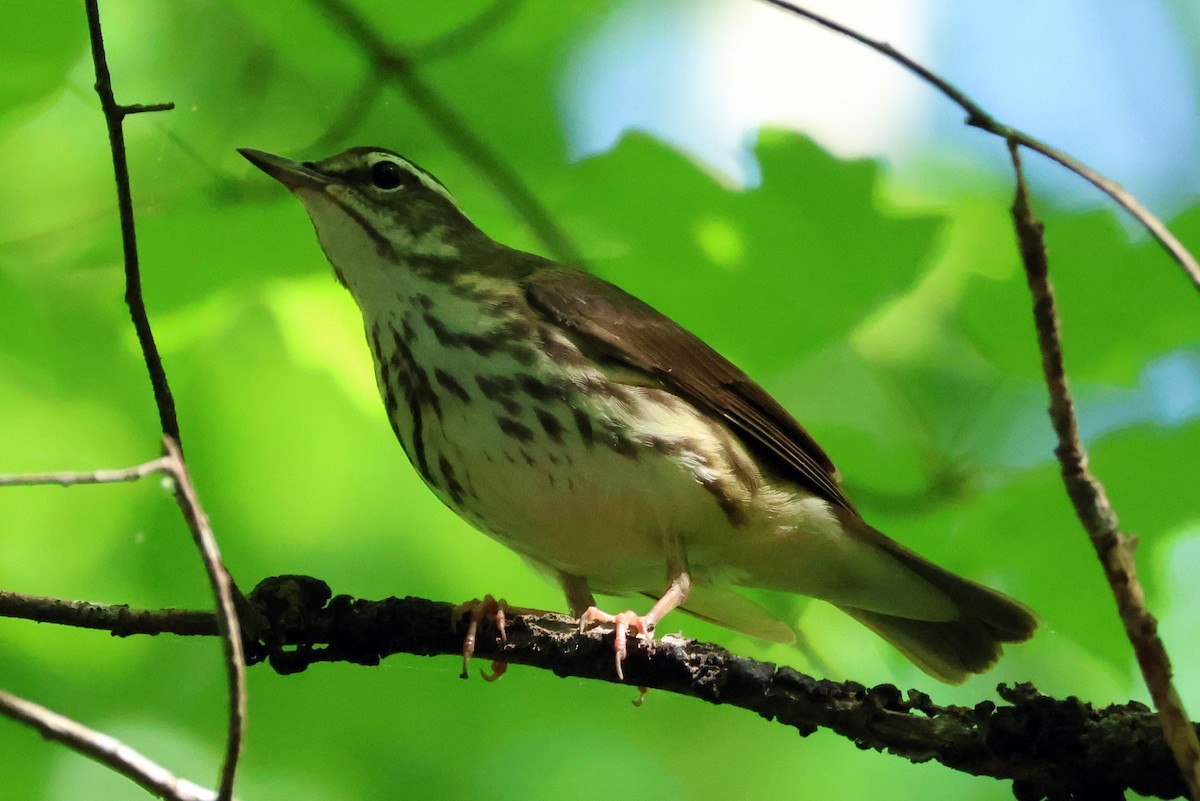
579, 606, 653, 681
481, 661, 508, 682
454, 595, 509, 679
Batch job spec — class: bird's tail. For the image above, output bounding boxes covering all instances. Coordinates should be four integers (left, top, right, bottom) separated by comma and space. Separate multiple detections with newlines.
838, 606, 1025, 684
837, 521, 1037, 684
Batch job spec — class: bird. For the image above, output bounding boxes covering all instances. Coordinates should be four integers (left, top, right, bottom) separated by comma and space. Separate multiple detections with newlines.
239, 145, 1036, 684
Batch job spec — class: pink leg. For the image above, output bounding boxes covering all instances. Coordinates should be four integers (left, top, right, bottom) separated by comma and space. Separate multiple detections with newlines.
579, 572, 691, 680
454, 595, 510, 679
557, 572, 596, 617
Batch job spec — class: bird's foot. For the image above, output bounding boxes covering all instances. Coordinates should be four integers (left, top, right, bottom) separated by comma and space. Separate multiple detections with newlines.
579, 607, 653, 680
454, 595, 509, 680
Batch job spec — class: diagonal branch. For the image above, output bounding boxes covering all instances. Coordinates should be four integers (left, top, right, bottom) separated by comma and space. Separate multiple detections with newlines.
159, 440, 247, 801
0, 688, 217, 801
759, 0, 1200, 291
1006, 141, 1200, 800
0, 442, 248, 801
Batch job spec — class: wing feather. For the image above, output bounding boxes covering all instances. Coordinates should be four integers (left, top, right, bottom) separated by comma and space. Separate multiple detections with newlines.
523, 267, 852, 510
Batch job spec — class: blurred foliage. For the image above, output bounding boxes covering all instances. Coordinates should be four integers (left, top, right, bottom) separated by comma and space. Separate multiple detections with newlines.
1, 1, 1198, 800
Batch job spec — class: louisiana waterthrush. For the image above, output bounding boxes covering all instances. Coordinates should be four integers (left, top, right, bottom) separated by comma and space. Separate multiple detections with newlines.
240, 146, 1036, 683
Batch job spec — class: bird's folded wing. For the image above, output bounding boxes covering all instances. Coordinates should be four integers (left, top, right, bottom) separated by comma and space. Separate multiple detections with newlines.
523, 266, 852, 510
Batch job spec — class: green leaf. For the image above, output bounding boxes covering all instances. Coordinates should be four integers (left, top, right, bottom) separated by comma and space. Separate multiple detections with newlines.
555, 130, 942, 376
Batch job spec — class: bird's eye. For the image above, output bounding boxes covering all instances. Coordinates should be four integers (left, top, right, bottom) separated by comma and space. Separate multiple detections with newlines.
370, 160, 405, 190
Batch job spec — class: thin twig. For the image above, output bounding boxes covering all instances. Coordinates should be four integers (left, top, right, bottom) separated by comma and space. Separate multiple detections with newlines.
0, 689, 217, 801
160, 440, 246, 801
84, 0, 183, 448
1007, 141, 1200, 799
307, 0, 584, 268
0, 590, 217, 636
0, 441, 248, 797
759, 0, 1200, 291
0, 456, 171, 488
84, 5, 245, 795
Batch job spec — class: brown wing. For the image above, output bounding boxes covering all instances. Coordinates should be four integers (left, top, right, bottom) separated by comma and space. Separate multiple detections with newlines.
523, 266, 853, 510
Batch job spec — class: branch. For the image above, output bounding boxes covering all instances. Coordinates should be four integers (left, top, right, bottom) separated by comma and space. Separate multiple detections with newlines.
84, 3, 247, 794
0, 442, 248, 797
0, 590, 216, 636
0, 443, 247, 800
1007, 142, 1200, 799
0, 688, 217, 801
759, 0, 1200, 291
159, 440, 247, 801
307, 0, 585, 268
0, 455, 170, 487
3, 577, 1193, 800
748, 2, 1199, 792
84, 0, 182, 448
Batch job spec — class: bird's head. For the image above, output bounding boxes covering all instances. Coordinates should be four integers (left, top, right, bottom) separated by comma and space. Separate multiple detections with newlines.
240, 147, 480, 297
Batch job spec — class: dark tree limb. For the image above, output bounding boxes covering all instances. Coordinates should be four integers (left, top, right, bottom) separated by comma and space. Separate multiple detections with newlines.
21, 5, 1191, 801
1007, 142, 1200, 799
2, 577, 1193, 800
0, 590, 216, 637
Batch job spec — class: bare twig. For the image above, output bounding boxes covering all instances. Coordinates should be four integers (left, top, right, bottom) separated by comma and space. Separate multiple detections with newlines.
0, 440, 247, 799
0, 689, 217, 801
0, 456, 171, 488
307, 0, 584, 268
759, 0, 1200, 291
3, 577, 1191, 799
0, 590, 217, 636
84, 4, 245, 795
1007, 141, 1200, 799
84, 0, 183, 448
159, 440, 246, 801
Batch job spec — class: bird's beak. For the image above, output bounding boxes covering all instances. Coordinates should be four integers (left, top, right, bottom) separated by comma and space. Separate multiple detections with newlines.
238, 148, 330, 192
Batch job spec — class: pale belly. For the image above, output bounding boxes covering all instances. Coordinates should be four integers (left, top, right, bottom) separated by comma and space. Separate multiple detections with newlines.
419, 364, 747, 593
358, 283, 961, 624
363, 291, 845, 601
